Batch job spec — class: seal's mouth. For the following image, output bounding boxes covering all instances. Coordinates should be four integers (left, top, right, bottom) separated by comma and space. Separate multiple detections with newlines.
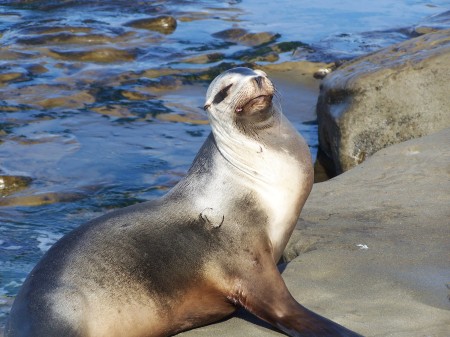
236, 94, 273, 114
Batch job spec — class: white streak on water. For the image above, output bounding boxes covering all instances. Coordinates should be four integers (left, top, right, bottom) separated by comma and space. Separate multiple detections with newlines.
35, 230, 63, 253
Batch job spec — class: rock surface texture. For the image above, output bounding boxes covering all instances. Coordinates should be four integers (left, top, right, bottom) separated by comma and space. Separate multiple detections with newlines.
316, 29, 450, 174
179, 128, 450, 337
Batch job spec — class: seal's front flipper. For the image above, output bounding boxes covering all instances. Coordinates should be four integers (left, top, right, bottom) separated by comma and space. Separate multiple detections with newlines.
232, 256, 364, 337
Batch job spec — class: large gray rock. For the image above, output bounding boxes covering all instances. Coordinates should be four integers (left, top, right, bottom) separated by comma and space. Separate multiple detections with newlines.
179, 128, 450, 337
316, 29, 450, 174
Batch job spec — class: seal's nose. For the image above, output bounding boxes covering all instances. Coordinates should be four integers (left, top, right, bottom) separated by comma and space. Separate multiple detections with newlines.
253, 76, 264, 89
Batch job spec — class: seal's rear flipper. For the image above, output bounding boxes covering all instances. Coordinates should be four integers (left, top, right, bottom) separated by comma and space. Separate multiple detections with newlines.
231, 254, 364, 337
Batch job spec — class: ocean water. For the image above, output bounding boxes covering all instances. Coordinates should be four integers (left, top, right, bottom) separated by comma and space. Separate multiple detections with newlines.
0, 0, 449, 329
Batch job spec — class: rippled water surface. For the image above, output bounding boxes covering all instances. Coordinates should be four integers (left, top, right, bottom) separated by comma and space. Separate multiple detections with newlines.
0, 0, 449, 328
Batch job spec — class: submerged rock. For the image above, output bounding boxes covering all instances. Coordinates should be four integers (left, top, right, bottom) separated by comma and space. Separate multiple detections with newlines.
0, 48, 35, 60
231, 46, 279, 62
180, 53, 224, 64
17, 33, 116, 45
0, 175, 32, 197
212, 28, 279, 47
142, 76, 183, 92
37, 91, 95, 109
156, 113, 209, 125
120, 90, 154, 101
0, 72, 28, 85
26, 64, 49, 76
48, 47, 137, 63
0, 191, 86, 207
212, 28, 247, 41
316, 29, 450, 174
23, 26, 93, 34
229, 41, 309, 63
91, 105, 134, 118
124, 15, 177, 34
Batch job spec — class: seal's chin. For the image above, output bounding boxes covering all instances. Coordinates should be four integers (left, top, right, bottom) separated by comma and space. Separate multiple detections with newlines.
236, 95, 273, 115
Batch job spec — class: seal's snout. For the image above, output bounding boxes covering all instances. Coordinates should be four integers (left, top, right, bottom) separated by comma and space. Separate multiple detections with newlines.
236, 94, 273, 117
251, 73, 274, 98
253, 76, 264, 89
235, 74, 273, 116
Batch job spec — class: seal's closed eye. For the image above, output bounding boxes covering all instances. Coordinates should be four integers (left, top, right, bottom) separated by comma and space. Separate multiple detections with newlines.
212, 84, 233, 105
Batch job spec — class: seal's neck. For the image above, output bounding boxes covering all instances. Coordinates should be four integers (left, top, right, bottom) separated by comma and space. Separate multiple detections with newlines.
211, 113, 313, 261
210, 113, 292, 183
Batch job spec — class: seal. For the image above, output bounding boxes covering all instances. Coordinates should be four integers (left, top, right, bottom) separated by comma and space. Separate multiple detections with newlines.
6, 67, 362, 337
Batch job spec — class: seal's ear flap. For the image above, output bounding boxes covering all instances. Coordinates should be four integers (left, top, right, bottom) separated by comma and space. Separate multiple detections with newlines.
204, 83, 233, 111
212, 84, 233, 105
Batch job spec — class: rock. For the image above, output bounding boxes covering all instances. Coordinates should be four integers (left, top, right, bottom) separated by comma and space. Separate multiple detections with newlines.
142, 76, 183, 92
180, 52, 224, 64
17, 33, 116, 45
179, 128, 450, 337
26, 64, 49, 75
0, 72, 28, 85
21, 26, 92, 35
124, 15, 177, 34
0, 49, 35, 60
412, 10, 450, 36
48, 47, 137, 63
271, 41, 312, 54
120, 90, 154, 101
0, 175, 32, 197
238, 32, 280, 47
177, 12, 214, 22
261, 61, 331, 76
249, 51, 279, 63
0, 84, 64, 106
91, 105, 134, 118
0, 191, 86, 207
212, 28, 279, 47
156, 113, 209, 125
0, 82, 95, 110
316, 29, 450, 174
142, 67, 184, 79
212, 28, 247, 41
36, 90, 95, 109
231, 46, 279, 62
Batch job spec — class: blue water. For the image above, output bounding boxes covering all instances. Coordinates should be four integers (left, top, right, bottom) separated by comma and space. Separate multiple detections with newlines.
0, 0, 449, 329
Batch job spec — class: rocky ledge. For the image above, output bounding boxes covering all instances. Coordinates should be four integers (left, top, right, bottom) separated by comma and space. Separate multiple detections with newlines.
317, 29, 450, 176
180, 128, 450, 337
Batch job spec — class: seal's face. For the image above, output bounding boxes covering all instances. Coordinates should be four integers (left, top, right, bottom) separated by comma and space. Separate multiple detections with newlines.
204, 67, 276, 133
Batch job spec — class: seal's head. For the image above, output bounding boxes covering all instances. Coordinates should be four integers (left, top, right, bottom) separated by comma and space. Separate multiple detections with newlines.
204, 67, 277, 136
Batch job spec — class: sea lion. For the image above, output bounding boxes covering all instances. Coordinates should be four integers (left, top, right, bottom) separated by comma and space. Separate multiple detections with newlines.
6, 67, 362, 337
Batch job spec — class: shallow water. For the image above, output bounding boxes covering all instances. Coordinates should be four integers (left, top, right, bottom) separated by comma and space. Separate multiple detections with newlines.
0, 0, 449, 329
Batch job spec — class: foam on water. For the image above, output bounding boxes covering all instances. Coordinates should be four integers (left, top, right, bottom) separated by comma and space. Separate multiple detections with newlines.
35, 230, 63, 253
